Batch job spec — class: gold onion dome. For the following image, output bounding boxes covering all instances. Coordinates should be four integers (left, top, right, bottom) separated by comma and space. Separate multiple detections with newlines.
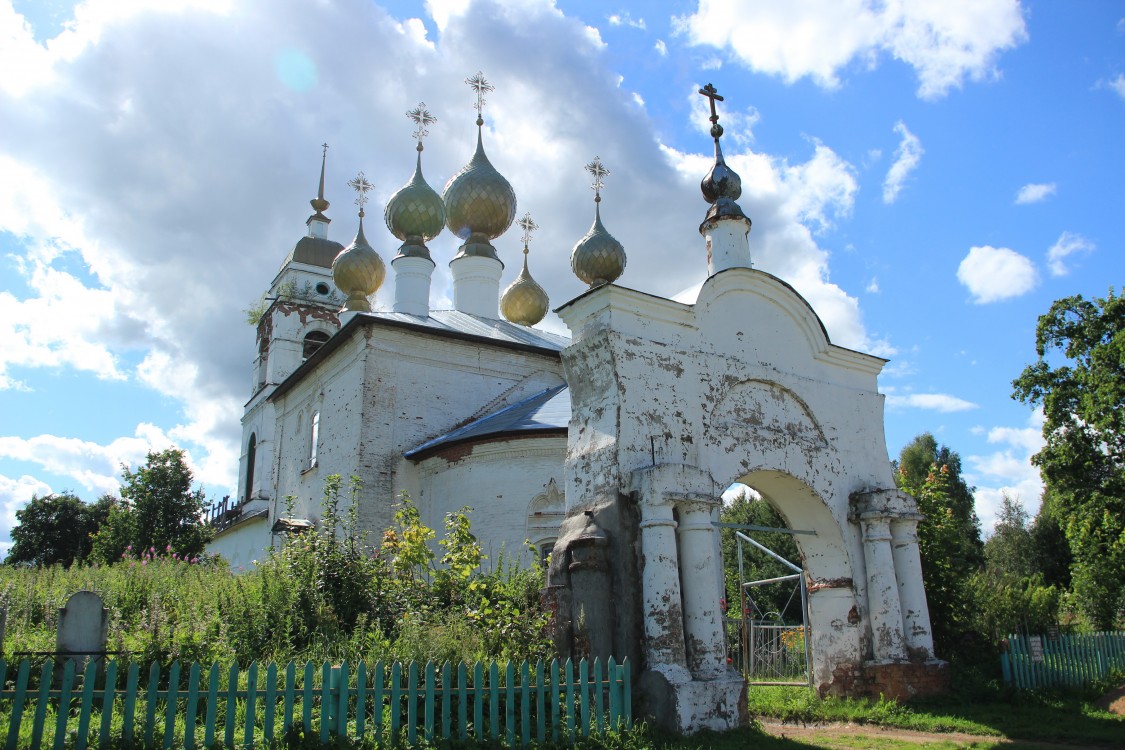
501, 213, 549, 326
441, 72, 516, 261
571, 156, 625, 286
386, 103, 445, 261
333, 172, 386, 312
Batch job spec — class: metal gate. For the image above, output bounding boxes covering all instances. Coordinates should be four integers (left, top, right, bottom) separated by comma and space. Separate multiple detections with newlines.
720, 525, 813, 686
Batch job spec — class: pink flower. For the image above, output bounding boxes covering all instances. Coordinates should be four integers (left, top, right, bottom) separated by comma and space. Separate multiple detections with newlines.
191, 557, 199, 564
166, 544, 172, 552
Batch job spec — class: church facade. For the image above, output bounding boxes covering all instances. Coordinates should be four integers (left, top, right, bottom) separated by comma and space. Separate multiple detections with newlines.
209, 80, 947, 731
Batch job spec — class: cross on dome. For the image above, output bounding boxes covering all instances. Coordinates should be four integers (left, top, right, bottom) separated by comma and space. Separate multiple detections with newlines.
465, 71, 494, 124
517, 212, 539, 250
699, 83, 725, 140
585, 157, 609, 202
348, 172, 374, 216
407, 103, 436, 147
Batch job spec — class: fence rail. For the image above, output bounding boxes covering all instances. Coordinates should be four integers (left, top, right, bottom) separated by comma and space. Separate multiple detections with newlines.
1000, 631, 1125, 690
0, 656, 630, 750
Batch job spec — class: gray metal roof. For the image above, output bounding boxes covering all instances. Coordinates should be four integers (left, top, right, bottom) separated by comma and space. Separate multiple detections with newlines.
368, 309, 570, 351
405, 384, 570, 460
280, 236, 344, 271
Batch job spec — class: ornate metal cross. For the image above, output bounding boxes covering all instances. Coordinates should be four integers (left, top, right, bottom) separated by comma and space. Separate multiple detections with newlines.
585, 156, 610, 200
465, 71, 494, 116
406, 103, 436, 145
517, 212, 538, 249
347, 171, 374, 210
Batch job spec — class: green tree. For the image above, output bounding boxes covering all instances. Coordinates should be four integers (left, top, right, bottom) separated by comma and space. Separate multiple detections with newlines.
984, 493, 1035, 579
720, 489, 803, 623
5, 493, 116, 566
1029, 491, 1071, 590
91, 448, 213, 562
895, 435, 985, 653
1012, 290, 1125, 628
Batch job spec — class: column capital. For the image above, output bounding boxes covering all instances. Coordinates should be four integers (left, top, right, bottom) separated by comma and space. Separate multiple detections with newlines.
849, 488, 919, 521
629, 463, 718, 507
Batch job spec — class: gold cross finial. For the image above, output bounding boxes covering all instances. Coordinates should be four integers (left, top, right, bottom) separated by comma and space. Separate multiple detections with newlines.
406, 103, 436, 147
517, 212, 538, 250
585, 156, 610, 202
465, 71, 494, 120
348, 171, 374, 217
699, 83, 725, 140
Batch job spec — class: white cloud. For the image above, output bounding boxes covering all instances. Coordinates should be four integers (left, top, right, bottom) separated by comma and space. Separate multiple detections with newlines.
1014, 182, 1056, 204
865, 277, 879, 293
966, 411, 1045, 531
884, 393, 978, 412
677, 0, 1027, 99
1106, 73, 1125, 100
1046, 231, 1094, 277
882, 121, 922, 203
0, 429, 171, 496
654, 39, 667, 56
956, 245, 1038, 303
0, 473, 53, 558
607, 12, 644, 30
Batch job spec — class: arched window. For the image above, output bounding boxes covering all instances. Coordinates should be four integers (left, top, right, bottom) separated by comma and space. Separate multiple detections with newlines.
256, 336, 269, 387
244, 433, 257, 503
309, 411, 320, 468
303, 330, 331, 359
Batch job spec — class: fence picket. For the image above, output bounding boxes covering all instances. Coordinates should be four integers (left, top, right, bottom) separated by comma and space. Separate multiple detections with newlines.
185, 662, 201, 750
204, 663, 219, 749
338, 661, 350, 738
245, 661, 258, 750
550, 660, 560, 744
283, 661, 296, 734
52, 658, 75, 750
389, 661, 402, 741
99, 660, 117, 748
505, 660, 515, 747
565, 659, 575, 739
164, 660, 181, 750
535, 660, 546, 744
372, 660, 385, 743
302, 661, 314, 734
224, 663, 239, 749
407, 661, 418, 746
76, 659, 97, 750
143, 662, 159, 749
521, 660, 531, 748
424, 661, 435, 744
440, 662, 451, 741
5, 658, 30, 750
320, 661, 331, 745
473, 662, 484, 742
264, 662, 278, 744
30, 660, 54, 750
457, 662, 468, 741
355, 660, 367, 740
1003, 631, 1125, 690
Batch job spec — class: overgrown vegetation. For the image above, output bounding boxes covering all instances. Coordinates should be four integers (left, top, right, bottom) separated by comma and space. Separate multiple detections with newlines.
0, 475, 550, 669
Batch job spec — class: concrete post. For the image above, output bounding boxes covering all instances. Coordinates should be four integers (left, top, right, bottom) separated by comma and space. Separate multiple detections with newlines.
859, 512, 907, 661
639, 500, 689, 670
890, 515, 934, 657
676, 500, 727, 678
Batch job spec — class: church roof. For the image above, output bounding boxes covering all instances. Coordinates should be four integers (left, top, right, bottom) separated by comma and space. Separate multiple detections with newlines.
369, 310, 570, 351
280, 236, 345, 270
405, 384, 570, 460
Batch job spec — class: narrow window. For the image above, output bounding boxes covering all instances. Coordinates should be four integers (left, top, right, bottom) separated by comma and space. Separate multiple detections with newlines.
303, 330, 331, 359
309, 411, 320, 467
244, 433, 257, 503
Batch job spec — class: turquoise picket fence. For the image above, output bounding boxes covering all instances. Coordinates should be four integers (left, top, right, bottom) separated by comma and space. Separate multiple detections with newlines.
1001, 631, 1125, 689
0, 656, 631, 749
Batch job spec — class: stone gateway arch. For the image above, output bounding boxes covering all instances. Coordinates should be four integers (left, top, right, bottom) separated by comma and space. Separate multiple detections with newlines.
546, 268, 948, 733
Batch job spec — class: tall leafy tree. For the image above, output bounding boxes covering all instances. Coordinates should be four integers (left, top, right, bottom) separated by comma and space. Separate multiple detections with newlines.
895, 434, 985, 653
5, 493, 116, 566
1012, 291, 1125, 628
91, 448, 214, 562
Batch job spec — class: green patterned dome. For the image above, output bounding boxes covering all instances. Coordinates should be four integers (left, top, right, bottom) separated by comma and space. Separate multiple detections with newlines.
501, 250, 549, 326
571, 202, 626, 286
385, 149, 445, 260
332, 214, 386, 312
442, 128, 516, 261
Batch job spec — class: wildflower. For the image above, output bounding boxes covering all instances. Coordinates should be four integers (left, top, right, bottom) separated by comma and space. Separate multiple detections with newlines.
126, 545, 132, 551
191, 557, 199, 564
166, 544, 172, 552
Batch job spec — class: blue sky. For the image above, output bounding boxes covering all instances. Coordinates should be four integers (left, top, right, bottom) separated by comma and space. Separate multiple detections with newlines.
0, 0, 1121, 556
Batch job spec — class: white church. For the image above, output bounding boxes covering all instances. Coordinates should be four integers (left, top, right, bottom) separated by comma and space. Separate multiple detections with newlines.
209, 79, 947, 730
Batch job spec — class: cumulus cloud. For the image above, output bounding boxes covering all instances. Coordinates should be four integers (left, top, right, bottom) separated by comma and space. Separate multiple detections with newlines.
966, 411, 1045, 531
0, 0, 893, 537
1105, 73, 1125, 100
654, 39, 667, 56
1046, 231, 1095, 277
883, 121, 923, 203
956, 245, 1038, 303
884, 393, 978, 412
0, 473, 53, 559
1014, 182, 1056, 204
677, 0, 1027, 99
607, 12, 644, 30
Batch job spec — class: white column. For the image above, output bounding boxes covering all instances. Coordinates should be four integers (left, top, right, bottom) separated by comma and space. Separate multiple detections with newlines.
639, 501, 688, 670
890, 515, 934, 657
450, 255, 502, 318
392, 255, 434, 317
676, 500, 727, 678
859, 512, 907, 661
701, 215, 751, 275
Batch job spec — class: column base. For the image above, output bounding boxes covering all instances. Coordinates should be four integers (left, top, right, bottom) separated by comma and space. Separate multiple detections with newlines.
860, 659, 950, 701
635, 664, 747, 734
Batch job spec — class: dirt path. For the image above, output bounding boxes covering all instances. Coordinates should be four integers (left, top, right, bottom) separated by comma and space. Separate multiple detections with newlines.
758, 720, 1112, 749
